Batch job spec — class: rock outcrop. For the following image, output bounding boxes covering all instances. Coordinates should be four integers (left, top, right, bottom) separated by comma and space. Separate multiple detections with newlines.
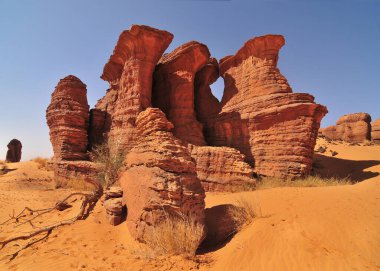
153, 41, 210, 146
46, 75, 90, 161
5, 139, 22, 162
320, 113, 372, 143
103, 188, 124, 226
119, 108, 205, 241
96, 25, 173, 151
371, 118, 380, 144
199, 35, 327, 178
53, 160, 97, 188
190, 145, 256, 192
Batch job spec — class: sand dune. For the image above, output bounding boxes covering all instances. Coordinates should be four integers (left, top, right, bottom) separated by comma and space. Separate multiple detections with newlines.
1, 140, 379, 270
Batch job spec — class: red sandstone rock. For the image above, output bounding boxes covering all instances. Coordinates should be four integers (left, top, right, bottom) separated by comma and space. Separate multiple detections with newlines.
152, 41, 210, 146
52, 160, 97, 188
320, 113, 371, 143
200, 35, 327, 178
119, 108, 205, 241
190, 145, 256, 192
5, 139, 22, 162
104, 197, 124, 226
88, 109, 107, 149
371, 118, 380, 144
46, 75, 90, 161
97, 25, 173, 151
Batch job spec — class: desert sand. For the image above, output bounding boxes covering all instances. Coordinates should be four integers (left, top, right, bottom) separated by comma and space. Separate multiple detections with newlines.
1, 138, 379, 271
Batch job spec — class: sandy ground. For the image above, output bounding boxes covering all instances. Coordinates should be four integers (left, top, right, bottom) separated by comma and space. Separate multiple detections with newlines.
0, 139, 379, 271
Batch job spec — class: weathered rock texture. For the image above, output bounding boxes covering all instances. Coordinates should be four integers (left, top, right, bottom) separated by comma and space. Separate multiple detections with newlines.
5, 139, 22, 162
198, 35, 327, 178
96, 25, 173, 151
104, 195, 124, 226
46, 75, 90, 161
371, 118, 380, 144
320, 113, 372, 143
190, 145, 256, 192
53, 161, 97, 188
119, 108, 205, 241
152, 41, 210, 146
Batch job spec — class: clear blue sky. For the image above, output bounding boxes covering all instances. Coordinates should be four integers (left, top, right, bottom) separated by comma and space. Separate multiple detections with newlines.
1, 0, 379, 160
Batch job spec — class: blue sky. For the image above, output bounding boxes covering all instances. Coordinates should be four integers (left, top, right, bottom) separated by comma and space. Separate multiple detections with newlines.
0, 0, 379, 160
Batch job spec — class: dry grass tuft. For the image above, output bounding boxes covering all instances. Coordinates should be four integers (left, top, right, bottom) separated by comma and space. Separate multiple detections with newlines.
230, 197, 262, 230
133, 213, 205, 259
31, 157, 51, 170
0, 160, 8, 175
256, 175, 352, 189
60, 178, 95, 191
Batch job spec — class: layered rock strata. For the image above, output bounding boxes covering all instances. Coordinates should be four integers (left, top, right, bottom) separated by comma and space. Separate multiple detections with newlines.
96, 25, 174, 151
371, 118, 380, 144
46, 75, 90, 161
190, 145, 256, 192
119, 108, 205, 241
199, 35, 327, 178
320, 113, 372, 143
5, 139, 22, 162
152, 41, 210, 145
103, 188, 124, 226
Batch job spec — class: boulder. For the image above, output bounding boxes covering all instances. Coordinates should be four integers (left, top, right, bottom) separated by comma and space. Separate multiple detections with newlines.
152, 41, 210, 146
104, 197, 124, 226
119, 107, 205, 241
190, 145, 256, 192
371, 118, 380, 144
5, 139, 22, 162
320, 113, 372, 143
46, 75, 89, 161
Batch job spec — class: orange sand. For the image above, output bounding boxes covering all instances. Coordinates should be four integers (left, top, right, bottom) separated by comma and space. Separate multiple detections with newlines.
1, 139, 379, 270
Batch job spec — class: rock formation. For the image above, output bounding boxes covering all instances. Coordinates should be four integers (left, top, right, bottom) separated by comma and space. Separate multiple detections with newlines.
46, 75, 90, 161
320, 113, 372, 143
96, 25, 173, 151
103, 187, 124, 226
371, 118, 380, 144
5, 139, 22, 162
119, 108, 205, 241
152, 41, 210, 146
190, 145, 255, 192
197, 35, 327, 178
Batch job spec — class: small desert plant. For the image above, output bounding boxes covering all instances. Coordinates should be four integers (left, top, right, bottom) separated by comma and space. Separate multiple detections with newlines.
0, 160, 8, 175
363, 140, 373, 146
231, 197, 262, 230
31, 157, 50, 170
256, 175, 352, 189
91, 139, 125, 189
135, 213, 205, 259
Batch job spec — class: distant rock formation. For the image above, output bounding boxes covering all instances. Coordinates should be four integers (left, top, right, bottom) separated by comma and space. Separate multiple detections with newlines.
371, 118, 380, 144
190, 145, 255, 192
46, 75, 89, 161
153, 41, 210, 146
119, 108, 205, 241
197, 35, 327, 178
6, 139, 22, 162
320, 113, 372, 143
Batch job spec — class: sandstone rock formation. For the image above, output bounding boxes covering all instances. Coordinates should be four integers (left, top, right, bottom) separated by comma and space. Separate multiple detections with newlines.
190, 145, 255, 192
46, 75, 90, 161
119, 108, 205, 241
371, 118, 380, 144
53, 161, 97, 188
320, 113, 372, 143
5, 139, 22, 162
96, 25, 173, 151
198, 35, 327, 178
104, 196, 124, 226
153, 41, 210, 146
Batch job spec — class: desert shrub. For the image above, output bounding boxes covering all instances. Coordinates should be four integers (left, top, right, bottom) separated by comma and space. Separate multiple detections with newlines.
256, 175, 352, 189
363, 140, 373, 146
91, 139, 125, 188
231, 197, 262, 230
0, 160, 8, 175
134, 213, 205, 259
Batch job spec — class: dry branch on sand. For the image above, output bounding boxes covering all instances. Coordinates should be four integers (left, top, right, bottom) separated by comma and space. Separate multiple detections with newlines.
0, 178, 103, 260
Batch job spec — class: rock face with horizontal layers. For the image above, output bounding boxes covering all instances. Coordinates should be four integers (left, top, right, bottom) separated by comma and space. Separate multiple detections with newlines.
199, 35, 327, 178
190, 145, 256, 192
5, 139, 22, 162
46, 75, 90, 161
152, 41, 210, 146
371, 118, 380, 144
320, 113, 372, 143
96, 25, 174, 151
119, 108, 205, 241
